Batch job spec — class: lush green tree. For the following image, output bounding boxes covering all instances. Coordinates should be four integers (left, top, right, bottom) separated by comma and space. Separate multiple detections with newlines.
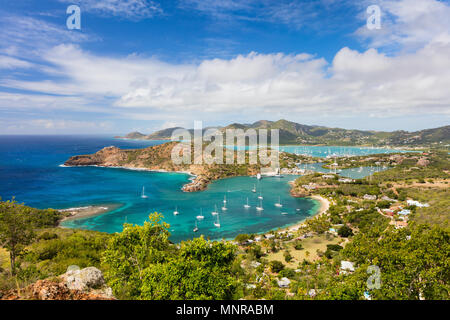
283, 250, 293, 263
338, 225, 354, 238
269, 260, 285, 273
0, 200, 35, 275
306, 215, 332, 234
102, 213, 238, 300
234, 233, 250, 244
246, 244, 264, 259
338, 224, 449, 300
102, 213, 172, 298
140, 237, 237, 300
294, 241, 303, 250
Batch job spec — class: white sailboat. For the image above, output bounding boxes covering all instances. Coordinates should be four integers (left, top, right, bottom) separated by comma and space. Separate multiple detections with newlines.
141, 186, 148, 199
223, 195, 227, 204
211, 205, 219, 216
258, 192, 263, 200
193, 220, 198, 232
251, 184, 256, 193
196, 209, 204, 220
257, 173, 261, 180
275, 196, 282, 207
214, 213, 220, 228
173, 206, 179, 215
222, 202, 228, 211
256, 198, 264, 211
244, 197, 250, 209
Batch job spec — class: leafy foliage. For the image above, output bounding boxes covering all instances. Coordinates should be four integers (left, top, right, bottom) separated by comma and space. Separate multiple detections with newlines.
102, 213, 237, 300
0, 200, 36, 274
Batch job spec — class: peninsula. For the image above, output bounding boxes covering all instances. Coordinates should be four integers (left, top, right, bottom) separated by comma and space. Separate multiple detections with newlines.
64, 142, 294, 192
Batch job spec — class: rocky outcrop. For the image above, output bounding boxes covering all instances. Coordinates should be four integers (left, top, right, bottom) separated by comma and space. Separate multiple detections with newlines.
288, 181, 309, 198
64, 142, 264, 192
60, 267, 111, 294
182, 175, 211, 192
65, 146, 128, 167
388, 154, 405, 164
1, 267, 114, 300
417, 157, 430, 167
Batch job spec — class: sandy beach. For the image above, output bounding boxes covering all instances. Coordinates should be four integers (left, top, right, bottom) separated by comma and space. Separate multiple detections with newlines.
58, 205, 114, 224
274, 194, 330, 234
309, 194, 330, 216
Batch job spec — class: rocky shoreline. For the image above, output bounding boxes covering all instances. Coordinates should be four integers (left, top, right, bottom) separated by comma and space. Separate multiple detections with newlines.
64, 143, 263, 193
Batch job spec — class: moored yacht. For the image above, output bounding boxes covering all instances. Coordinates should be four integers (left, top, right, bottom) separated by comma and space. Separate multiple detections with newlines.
141, 186, 148, 199
212, 205, 219, 216
214, 213, 220, 228
275, 196, 282, 207
196, 209, 204, 220
244, 197, 250, 209
256, 199, 264, 211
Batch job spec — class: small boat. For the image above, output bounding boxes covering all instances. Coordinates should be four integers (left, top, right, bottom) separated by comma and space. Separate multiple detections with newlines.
193, 220, 198, 232
173, 206, 179, 215
251, 184, 256, 193
258, 192, 263, 200
214, 213, 220, 228
211, 205, 219, 216
275, 196, 282, 207
141, 186, 148, 199
281, 212, 288, 215
256, 199, 264, 211
244, 197, 250, 209
257, 173, 261, 180
222, 203, 227, 211
223, 195, 227, 204
196, 209, 204, 220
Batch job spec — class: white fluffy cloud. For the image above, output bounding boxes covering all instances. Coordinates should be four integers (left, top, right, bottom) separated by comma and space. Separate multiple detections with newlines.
1, 0, 449, 130
3, 40, 449, 121
357, 0, 450, 50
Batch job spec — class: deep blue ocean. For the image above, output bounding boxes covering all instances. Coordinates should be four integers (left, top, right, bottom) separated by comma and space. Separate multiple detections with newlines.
0, 135, 404, 242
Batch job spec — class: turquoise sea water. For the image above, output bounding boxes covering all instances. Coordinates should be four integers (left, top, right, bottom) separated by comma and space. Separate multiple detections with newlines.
279, 145, 415, 158
297, 163, 389, 179
61, 174, 317, 242
0, 136, 407, 242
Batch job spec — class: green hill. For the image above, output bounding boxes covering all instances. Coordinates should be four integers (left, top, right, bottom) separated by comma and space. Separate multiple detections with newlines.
120, 120, 450, 146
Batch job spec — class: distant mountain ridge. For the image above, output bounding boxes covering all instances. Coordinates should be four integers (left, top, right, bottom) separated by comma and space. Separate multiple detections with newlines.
118, 120, 450, 146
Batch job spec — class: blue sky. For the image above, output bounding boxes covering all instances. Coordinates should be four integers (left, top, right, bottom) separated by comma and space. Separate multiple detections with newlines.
0, 0, 449, 134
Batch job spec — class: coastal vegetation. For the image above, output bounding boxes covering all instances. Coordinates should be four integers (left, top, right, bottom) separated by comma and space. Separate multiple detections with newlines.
0, 148, 448, 300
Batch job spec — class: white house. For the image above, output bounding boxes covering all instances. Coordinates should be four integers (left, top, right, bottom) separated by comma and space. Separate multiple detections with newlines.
340, 261, 355, 274
398, 209, 411, 216
406, 199, 429, 207
363, 194, 377, 200
338, 178, 354, 183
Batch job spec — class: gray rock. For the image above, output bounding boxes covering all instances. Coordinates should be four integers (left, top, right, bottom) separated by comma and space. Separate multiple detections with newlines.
61, 267, 105, 292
